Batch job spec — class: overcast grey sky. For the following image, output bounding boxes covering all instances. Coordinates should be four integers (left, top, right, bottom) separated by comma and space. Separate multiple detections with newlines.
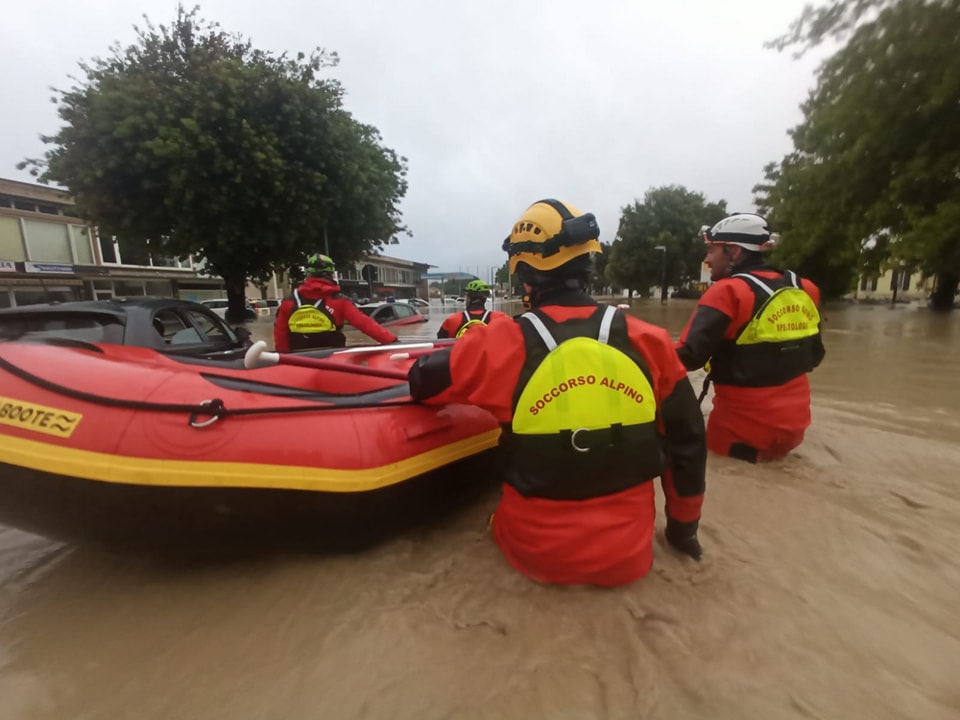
1, 0, 826, 277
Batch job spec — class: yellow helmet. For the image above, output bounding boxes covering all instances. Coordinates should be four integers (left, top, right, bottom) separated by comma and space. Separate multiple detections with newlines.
502, 199, 602, 273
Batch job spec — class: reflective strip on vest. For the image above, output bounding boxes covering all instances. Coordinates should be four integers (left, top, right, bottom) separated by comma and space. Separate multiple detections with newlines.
513, 306, 657, 435
288, 289, 336, 334
731, 271, 821, 345
455, 310, 491, 339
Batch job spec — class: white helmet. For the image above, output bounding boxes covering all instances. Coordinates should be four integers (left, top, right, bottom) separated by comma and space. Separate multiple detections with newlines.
703, 213, 773, 251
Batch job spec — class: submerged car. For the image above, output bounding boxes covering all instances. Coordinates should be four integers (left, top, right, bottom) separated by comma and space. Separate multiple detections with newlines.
200, 298, 259, 321
356, 302, 429, 327
0, 297, 252, 361
403, 297, 431, 310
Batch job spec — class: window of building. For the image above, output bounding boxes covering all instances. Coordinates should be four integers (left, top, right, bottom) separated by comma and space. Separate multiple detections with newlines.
99, 235, 119, 263
0, 216, 25, 261
12, 287, 77, 307
70, 225, 95, 264
145, 280, 173, 297
13, 201, 37, 212
23, 219, 72, 263
891, 269, 913, 292
114, 280, 147, 296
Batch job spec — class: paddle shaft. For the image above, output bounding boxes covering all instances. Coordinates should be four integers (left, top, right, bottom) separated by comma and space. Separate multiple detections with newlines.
274, 352, 410, 380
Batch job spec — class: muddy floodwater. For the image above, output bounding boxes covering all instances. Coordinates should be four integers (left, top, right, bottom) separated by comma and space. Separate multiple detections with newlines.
1, 298, 958, 720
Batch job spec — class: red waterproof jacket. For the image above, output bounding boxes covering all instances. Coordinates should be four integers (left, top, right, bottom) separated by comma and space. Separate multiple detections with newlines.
273, 277, 397, 351
675, 264, 824, 441
410, 290, 706, 586
437, 308, 512, 339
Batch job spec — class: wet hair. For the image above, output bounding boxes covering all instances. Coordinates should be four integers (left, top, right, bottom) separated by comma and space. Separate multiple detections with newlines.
731, 248, 764, 270
465, 291, 488, 307
515, 254, 592, 291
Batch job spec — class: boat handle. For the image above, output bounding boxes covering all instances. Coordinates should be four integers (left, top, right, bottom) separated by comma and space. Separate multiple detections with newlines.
189, 399, 223, 428
244, 340, 279, 368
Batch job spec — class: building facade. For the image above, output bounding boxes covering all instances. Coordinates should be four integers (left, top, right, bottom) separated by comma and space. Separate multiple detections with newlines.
852, 266, 933, 303
259, 254, 433, 302
2, 177, 437, 309
0, 177, 221, 307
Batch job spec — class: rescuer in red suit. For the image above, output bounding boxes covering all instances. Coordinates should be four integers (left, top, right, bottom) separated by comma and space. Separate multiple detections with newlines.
408, 199, 707, 587
436, 279, 510, 339
274, 253, 397, 352
676, 214, 825, 463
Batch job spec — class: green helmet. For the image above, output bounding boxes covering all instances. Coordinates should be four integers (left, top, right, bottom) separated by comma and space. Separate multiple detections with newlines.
465, 280, 490, 294
305, 253, 336, 276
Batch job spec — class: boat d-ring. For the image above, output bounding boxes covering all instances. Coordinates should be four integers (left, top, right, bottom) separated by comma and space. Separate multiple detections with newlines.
189, 399, 225, 429
570, 427, 591, 453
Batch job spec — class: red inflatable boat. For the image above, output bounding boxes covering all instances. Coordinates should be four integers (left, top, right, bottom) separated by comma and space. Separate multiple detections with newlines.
0, 339, 501, 547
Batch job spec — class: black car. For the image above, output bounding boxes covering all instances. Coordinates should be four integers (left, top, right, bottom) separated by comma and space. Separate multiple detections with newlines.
0, 297, 252, 361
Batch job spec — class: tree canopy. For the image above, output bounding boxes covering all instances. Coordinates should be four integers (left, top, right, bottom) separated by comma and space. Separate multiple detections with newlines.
606, 186, 727, 299
21, 6, 408, 320
756, 0, 960, 307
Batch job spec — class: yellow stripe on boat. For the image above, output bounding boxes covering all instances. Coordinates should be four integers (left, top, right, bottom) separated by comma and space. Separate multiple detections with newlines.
0, 429, 501, 492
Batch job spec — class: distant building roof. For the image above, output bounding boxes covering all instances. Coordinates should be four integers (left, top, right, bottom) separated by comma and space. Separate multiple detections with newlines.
0, 177, 75, 207
362, 253, 434, 270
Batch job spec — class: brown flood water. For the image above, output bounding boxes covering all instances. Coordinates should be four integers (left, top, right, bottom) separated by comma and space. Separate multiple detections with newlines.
1, 299, 959, 720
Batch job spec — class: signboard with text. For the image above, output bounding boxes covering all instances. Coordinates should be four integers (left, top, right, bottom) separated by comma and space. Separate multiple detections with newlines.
24, 262, 74, 274
0, 260, 16, 273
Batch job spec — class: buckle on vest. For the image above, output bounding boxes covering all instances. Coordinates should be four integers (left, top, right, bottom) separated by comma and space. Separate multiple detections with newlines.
570, 427, 590, 453
563, 423, 625, 453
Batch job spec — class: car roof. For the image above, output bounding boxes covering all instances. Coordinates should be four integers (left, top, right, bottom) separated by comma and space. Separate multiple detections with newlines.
0, 296, 215, 318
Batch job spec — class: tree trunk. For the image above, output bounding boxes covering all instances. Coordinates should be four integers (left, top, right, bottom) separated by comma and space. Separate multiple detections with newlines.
224, 277, 249, 324
929, 271, 958, 312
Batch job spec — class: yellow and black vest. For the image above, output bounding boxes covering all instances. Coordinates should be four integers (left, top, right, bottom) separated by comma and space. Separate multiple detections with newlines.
455, 309, 491, 339
709, 270, 822, 387
504, 305, 665, 501
287, 290, 345, 350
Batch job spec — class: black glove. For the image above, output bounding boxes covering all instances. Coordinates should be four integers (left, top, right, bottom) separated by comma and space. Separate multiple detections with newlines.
665, 518, 702, 561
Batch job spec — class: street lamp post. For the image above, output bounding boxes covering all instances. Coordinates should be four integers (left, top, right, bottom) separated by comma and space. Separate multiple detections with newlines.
654, 245, 667, 304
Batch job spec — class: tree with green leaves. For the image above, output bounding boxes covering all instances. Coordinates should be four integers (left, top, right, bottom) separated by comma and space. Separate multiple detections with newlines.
607, 186, 727, 299
756, 0, 960, 309
494, 260, 522, 296
21, 6, 408, 321
589, 241, 614, 295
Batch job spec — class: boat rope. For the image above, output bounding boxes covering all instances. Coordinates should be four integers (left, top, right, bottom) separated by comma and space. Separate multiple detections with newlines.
0, 354, 415, 428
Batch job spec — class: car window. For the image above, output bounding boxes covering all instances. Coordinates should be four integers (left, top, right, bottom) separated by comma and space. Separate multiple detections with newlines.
0, 314, 124, 344
394, 304, 415, 318
153, 309, 202, 345
184, 309, 236, 343
372, 306, 395, 322
356, 306, 376, 317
